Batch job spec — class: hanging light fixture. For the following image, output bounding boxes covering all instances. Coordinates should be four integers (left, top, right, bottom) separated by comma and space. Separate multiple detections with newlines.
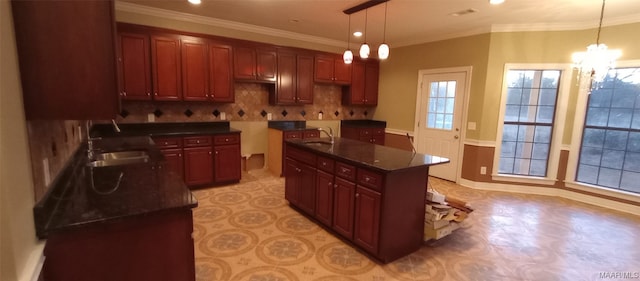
571, 0, 621, 86
343, 15, 354, 64
378, 2, 389, 60
359, 9, 370, 59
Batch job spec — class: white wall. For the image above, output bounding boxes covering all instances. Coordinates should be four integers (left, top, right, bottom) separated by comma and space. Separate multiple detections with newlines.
1, 1, 45, 280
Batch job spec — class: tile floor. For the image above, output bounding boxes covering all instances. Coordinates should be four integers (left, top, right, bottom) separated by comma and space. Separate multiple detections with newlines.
191, 169, 640, 281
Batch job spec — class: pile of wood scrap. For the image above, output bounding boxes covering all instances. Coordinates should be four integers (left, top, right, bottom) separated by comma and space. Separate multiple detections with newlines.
423, 190, 474, 241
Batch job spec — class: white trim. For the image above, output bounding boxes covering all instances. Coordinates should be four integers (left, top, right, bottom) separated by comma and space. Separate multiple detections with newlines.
560, 144, 570, 151
385, 128, 414, 136
565, 180, 640, 203
414, 66, 473, 184
492, 63, 573, 185
18, 242, 45, 281
463, 139, 495, 147
490, 14, 640, 33
115, 1, 344, 48
459, 178, 640, 215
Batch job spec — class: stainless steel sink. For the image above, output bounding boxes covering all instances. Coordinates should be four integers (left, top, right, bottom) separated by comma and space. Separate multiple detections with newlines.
87, 150, 149, 167
302, 141, 333, 146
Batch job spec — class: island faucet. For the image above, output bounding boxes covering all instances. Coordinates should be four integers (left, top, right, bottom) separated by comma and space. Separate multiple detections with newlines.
317, 127, 334, 144
111, 119, 121, 133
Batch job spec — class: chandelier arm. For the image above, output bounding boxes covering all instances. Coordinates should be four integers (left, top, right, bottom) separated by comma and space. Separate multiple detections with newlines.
596, 0, 606, 45
383, 2, 387, 42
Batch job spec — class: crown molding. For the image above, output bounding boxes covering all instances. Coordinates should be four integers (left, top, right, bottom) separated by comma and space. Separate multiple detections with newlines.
114, 1, 345, 48
392, 26, 492, 48
491, 13, 640, 33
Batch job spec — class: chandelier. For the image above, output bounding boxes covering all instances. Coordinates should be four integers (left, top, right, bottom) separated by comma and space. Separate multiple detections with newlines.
571, 0, 621, 85
343, 0, 390, 63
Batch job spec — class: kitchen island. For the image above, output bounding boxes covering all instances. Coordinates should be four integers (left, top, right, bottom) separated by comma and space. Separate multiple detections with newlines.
34, 136, 198, 281
284, 137, 449, 263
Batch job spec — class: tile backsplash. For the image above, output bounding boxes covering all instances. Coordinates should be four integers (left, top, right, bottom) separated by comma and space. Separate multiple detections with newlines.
116, 83, 375, 123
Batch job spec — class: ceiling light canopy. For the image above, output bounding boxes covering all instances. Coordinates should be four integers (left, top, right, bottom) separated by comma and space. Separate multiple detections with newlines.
571, 0, 622, 87
343, 0, 390, 61
188, 0, 201, 5
489, 0, 505, 5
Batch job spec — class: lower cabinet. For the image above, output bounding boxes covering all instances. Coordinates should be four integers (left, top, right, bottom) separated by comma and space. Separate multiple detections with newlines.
214, 144, 241, 183
354, 186, 381, 254
341, 126, 385, 145
332, 177, 356, 239
284, 158, 316, 215
315, 170, 334, 226
183, 146, 214, 186
161, 148, 184, 179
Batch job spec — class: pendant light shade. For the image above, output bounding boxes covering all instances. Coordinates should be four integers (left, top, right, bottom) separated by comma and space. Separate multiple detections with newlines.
378, 43, 389, 59
359, 9, 370, 59
343, 0, 391, 61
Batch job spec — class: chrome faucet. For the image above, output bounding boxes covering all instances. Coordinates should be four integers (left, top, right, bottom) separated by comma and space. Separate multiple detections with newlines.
111, 119, 121, 133
317, 127, 334, 144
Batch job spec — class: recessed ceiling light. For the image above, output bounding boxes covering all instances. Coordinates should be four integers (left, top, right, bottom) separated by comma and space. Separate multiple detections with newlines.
449, 8, 478, 17
188, 0, 201, 5
289, 19, 300, 23
353, 31, 362, 37
489, 0, 505, 4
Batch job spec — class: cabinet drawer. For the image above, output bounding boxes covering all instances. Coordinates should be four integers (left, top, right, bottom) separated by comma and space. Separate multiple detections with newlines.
153, 137, 183, 149
183, 136, 212, 147
214, 134, 239, 145
303, 130, 320, 139
335, 162, 356, 181
284, 131, 303, 140
286, 145, 316, 166
372, 128, 385, 135
317, 156, 335, 173
357, 169, 383, 192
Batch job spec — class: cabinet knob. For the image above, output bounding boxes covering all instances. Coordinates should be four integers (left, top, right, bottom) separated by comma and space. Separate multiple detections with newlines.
364, 176, 370, 182
196, 140, 200, 144
225, 138, 229, 142
334, 184, 338, 188
211, 93, 215, 97
121, 92, 127, 97
328, 182, 332, 186
208, 151, 212, 155
355, 193, 360, 197
215, 151, 219, 155
179, 154, 182, 157
147, 92, 151, 96
322, 162, 326, 166
341, 168, 348, 173
154, 92, 158, 96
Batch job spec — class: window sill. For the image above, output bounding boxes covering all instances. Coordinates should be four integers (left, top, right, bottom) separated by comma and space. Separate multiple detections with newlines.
564, 181, 640, 204
491, 174, 557, 186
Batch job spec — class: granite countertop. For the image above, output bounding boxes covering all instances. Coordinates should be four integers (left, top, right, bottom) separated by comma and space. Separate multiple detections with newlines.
286, 137, 449, 172
268, 121, 318, 131
33, 136, 197, 239
91, 121, 240, 138
341, 119, 387, 128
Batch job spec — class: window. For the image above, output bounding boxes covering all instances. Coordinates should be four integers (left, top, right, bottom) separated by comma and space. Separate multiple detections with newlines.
498, 69, 560, 177
427, 81, 456, 130
576, 67, 640, 194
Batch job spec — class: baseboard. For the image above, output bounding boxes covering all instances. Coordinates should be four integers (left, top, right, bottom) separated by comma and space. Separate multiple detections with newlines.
459, 178, 640, 215
18, 241, 45, 281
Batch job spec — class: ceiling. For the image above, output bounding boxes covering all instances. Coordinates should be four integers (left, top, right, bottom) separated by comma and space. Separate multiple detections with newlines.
118, 0, 640, 48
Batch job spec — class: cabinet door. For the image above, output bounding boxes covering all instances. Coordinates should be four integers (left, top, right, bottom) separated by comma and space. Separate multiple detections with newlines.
333, 58, 352, 85
161, 148, 184, 180
296, 54, 314, 104
349, 60, 366, 105
181, 38, 208, 101
370, 135, 385, 145
233, 46, 256, 80
364, 62, 379, 105
209, 43, 234, 102
333, 177, 355, 239
315, 170, 334, 226
183, 146, 213, 186
118, 32, 151, 101
214, 144, 241, 183
12, 0, 119, 120
276, 51, 297, 104
256, 49, 277, 82
151, 35, 182, 101
314, 55, 334, 83
297, 163, 317, 215
354, 186, 381, 254
284, 158, 300, 206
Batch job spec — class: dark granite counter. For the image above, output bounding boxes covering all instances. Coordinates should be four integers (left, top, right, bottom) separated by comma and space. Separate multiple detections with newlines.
33, 136, 197, 239
90, 121, 240, 138
286, 137, 448, 172
341, 119, 387, 128
268, 121, 317, 131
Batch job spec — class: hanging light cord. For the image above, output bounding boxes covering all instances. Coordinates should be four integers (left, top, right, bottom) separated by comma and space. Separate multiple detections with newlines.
364, 9, 368, 43
383, 2, 387, 42
596, 0, 605, 45
348, 15, 351, 48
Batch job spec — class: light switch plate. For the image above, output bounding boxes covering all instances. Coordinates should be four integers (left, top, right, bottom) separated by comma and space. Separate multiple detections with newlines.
220, 112, 226, 120
147, 113, 155, 122
468, 122, 477, 130
267, 113, 272, 120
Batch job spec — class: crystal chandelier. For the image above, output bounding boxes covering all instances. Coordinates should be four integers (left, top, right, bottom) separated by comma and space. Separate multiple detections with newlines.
571, 0, 621, 85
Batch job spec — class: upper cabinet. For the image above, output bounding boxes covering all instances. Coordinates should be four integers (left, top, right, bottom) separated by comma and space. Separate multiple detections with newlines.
151, 35, 182, 101
343, 58, 379, 106
181, 37, 234, 102
118, 33, 151, 100
234, 45, 277, 82
314, 54, 351, 85
271, 49, 314, 105
12, 0, 119, 120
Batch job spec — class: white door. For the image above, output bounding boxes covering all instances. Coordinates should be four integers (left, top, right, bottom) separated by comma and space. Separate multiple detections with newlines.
415, 70, 467, 182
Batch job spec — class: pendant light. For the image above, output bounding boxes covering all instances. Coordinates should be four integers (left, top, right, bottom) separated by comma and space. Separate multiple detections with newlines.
343, 15, 354, 64
377, 2, 389, 60
571, 0, 621, 86
359, 9, 370, 59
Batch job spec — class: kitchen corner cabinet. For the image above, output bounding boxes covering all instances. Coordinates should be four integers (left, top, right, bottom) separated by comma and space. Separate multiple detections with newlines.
314, 54, 351, 85
343, 59, 379, 105
272, 50, 314, 105
181, 37, 234, 102
234, 45, 277, 82
12, 0, 119, 120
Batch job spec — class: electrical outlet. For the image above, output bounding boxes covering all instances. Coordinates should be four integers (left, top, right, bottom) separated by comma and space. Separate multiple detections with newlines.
267, 113, 272, 120
147, 113, 155, 122
480, 166, 487, 175
220, 112, 226, 120
43, 158, 51, 186
468, 122, 477, 130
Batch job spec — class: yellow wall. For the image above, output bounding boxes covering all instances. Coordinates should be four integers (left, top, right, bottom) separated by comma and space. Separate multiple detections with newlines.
1, 1, 44, 280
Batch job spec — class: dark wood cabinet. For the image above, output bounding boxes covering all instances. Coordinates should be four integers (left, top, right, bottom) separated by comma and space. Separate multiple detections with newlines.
151, 35, 182, 101
354, 186, 381, 254
297, 54, 315, 103
332, 176, 356, 239
315, 170, 334, 226
161, 148, 184, 179
343, 59, 379, 105
183, 136, 213, 186
273, 50, 314, 105
12, 0, 119, 120
181, 38, 234, 102
234, 45, 276, 82
118, 32, 151, 101
314, 54, 351, 85
341, 126, 385, 145
285, 158, 316, 215
213, 134, 241, 183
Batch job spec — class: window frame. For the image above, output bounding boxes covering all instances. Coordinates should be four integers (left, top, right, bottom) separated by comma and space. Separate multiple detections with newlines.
492, 63, 572, 185
565, 60, 640, 202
